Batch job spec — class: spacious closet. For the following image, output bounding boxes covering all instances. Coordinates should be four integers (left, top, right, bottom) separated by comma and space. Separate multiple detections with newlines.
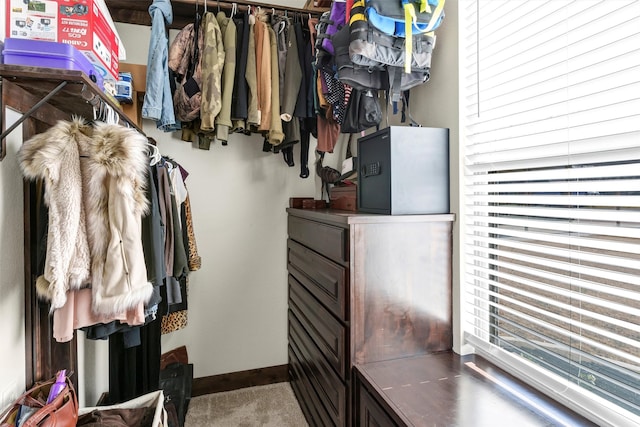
0, 0, 460, 425
0, 0, 340, 407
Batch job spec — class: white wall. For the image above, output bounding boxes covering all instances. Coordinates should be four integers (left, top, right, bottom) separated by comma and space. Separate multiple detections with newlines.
0, 111, 27, 410
0, 0, 27, 411
0, 0, 462, 408
115, 17, 320, 382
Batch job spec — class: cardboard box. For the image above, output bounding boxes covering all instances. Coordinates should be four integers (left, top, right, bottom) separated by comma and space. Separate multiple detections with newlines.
121, 92, 143, 128
303, 0, 330, 11
117, 63, 146, 126
118, 63, 146, 92
5, 0, 122, 83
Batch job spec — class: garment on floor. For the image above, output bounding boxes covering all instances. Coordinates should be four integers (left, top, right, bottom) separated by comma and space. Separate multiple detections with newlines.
77, 406, 157, 427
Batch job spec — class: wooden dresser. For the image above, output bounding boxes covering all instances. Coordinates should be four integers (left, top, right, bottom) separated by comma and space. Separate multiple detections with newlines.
286, 208, 454, 427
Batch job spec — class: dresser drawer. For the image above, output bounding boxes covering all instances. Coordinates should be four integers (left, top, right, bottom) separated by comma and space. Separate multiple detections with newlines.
289, 275, 348, 381
289, 345, 332, 427
288, 215, 348, 264
289, 310, 347, 427
356, 379, 402, 427
288, 239, 348, 321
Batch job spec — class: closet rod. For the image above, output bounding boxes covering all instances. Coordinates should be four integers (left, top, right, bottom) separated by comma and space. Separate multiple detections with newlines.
187, 0, 325, 16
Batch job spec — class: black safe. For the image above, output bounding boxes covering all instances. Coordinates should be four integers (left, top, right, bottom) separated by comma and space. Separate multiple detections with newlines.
357, 126, 449, 215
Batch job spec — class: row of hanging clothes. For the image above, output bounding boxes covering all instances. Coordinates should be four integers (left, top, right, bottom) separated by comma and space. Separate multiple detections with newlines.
143, 0, 356, 179
17, 116, 202, 403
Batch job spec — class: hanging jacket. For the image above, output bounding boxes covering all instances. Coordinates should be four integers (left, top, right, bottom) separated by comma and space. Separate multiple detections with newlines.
267, 25, 284, 145
280, 19, 302, 122
245, 13, 260, 127
200, 11, 225, 132
254, 11, 272, 131
271, 15, 288, 106
215, 11, 237, 143
142, 0, 179, 132
169, 18, 204, 123
294, 20, 314, 119
231, 12, 249, 123
18, 120, 91, 311
19, 118, 153, 316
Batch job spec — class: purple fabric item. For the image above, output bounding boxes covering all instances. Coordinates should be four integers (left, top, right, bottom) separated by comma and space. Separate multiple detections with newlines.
321, 0, 346, 55
320, 70, 329, 95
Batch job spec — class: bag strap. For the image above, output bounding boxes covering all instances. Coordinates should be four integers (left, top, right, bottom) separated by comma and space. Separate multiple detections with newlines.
0, 379, 52, 422
22, 378, 78, 427
402, 0, 445, 73
345, 133, 353, 159
387, 66, 404, 103
403, 90, 422, 127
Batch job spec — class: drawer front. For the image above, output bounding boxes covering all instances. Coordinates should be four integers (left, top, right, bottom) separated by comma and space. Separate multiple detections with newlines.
288, 215, 348, 264
289, 275, 348, 380
357, 383, 402, 427
289, 345, 331, 427
289, 310, 347, 427
288, 239, 348, 321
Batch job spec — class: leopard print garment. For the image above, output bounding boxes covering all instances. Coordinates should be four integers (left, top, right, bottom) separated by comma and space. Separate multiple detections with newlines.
161, 280, 189, 334
162, 194, 201, 335
184, 195, 202, 271
161, 309, 188, 334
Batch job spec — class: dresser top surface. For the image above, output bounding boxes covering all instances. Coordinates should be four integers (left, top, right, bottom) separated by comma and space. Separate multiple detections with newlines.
287, 208, 455, 227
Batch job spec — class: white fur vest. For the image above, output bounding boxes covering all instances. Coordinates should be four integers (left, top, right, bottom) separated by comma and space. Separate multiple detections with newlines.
19, 118, 153, 315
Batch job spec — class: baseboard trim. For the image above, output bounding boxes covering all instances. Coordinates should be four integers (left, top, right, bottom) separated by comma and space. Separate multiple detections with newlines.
192, 364, 289, 397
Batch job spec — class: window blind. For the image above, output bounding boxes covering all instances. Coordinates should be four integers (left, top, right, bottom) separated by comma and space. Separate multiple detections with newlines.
462, 1, 640, 425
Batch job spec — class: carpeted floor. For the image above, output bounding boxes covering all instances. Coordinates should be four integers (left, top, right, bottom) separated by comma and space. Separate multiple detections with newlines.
184, 382, 308, 427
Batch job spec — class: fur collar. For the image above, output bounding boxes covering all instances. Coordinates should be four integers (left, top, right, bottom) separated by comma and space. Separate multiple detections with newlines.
20, 117, 149, 215
82, 119, 150, 216
19, 117, 92, 182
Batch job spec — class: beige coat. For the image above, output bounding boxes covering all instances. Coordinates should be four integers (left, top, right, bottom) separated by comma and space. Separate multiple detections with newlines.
245, 14, 260, 126
255, 11, 272, 132
200, 12, 225, 131
19, 118, 153, 316
215, 11, 237, 142
267, 26, 284, 145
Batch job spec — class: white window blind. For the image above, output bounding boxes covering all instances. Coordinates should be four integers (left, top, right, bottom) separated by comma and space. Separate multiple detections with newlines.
462, 1, 640, 425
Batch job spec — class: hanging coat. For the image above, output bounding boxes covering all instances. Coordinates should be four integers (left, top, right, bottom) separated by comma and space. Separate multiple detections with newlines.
245, 13, 260, 127
215, 11, 237, 143
19, 118, 153, 316
231, 12, 249, 122
200, 11, 225, 132
169, 19, 205, 123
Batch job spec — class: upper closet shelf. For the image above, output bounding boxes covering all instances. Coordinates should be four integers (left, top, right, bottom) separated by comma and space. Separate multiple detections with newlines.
0, 64, 142, 161
104, 0, 328, 30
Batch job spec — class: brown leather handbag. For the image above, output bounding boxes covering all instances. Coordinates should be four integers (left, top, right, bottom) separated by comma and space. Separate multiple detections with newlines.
0, 374, 78, 427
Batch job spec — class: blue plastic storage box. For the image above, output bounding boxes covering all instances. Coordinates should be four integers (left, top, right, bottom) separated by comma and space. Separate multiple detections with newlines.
2, 38, 103, 90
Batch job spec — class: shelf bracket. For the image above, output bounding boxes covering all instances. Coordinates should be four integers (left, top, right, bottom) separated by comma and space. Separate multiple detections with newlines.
0, 80, 69, 161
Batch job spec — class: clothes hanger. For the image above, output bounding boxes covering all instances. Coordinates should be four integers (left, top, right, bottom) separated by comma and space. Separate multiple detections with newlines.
147, 139, 162, 166
194, 0, 202, 22
107, 104, 117, 125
